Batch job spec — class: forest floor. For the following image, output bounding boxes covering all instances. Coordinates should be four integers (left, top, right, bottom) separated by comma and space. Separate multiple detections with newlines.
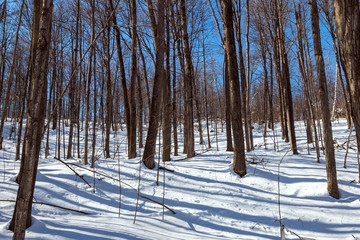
0, 119, 359, 239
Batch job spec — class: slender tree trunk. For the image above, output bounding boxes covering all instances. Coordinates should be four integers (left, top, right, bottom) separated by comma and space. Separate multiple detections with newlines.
0, 0, 7, 112
84, 0, 95, 165
224, 52, 233, 151
162, 7, 172, 162
310, 0, 339, 199
202, 18, 211, 149
293, 2, 320, 161
104, 5, 112, 159
234, 0, 250, 152
137, 71, 144, 148
128, 0, 137, 159
108, 0, 136, 159
67, 0, 80, 159
142, 0, 166, 169
0, 0, 24, 149
245, 0, 254, 151
171, 10, 179, 156
320, 0, 351, 129
180, 0, 195, 158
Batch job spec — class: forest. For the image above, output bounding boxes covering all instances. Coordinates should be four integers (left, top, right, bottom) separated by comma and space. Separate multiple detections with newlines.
0, 0, 360, 239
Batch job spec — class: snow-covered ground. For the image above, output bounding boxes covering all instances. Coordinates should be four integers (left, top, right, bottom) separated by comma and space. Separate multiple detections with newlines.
0, 119, 359, 239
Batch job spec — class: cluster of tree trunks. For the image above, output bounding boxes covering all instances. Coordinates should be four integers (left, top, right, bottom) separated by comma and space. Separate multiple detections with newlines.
1, 1, 360, 238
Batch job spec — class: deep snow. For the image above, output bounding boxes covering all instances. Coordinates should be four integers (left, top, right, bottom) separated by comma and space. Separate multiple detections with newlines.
0, 119, 359, 239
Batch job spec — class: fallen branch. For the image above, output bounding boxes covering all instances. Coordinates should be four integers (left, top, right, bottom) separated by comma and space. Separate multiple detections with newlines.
139, 194, 176, 214
54, 157, 91, 188
0, 199, 89, 215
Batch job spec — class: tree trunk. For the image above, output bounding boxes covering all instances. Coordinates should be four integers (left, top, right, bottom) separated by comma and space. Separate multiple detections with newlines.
67, 0, 80, 159
0, 0, 24, 149
310, 0, 339, 199
221, 0, 246, 177
9, 1, 53, 238
162, 8, 172, 162
104, 6, 112, 159
142, 0, 166, 169
334, 0, 360, 176
84, 0, 95, 165
245, 0, 254, 151
128, 0, 138, 159
108, 0, 136, 159
171, 10, 179, 156
224, 53, 233, 151
180, 0, 195, 158
234, 0, 250, 152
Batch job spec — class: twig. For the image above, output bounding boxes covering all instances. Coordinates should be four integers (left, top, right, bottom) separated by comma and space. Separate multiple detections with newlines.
0, 199, 89, 215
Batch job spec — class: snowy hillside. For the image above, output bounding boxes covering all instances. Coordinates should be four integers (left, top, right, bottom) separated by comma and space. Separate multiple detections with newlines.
0, 119, 359, 240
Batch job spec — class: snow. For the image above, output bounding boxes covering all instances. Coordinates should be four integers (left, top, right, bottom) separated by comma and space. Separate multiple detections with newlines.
0, 119, 359, 240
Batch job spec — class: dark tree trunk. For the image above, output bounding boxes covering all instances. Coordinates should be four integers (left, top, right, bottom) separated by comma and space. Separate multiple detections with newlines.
310, 0, 339, 199
180, 0, 195, 158
9, 1, 53, 238
334, 0, 360, 182
142, 0, 166, 169
221, 0, 246, 177
162, 7, 172, 162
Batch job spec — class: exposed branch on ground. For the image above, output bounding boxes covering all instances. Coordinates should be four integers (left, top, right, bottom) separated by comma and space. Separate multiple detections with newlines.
54, 157, 91, 188
0, 199, 89, 215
